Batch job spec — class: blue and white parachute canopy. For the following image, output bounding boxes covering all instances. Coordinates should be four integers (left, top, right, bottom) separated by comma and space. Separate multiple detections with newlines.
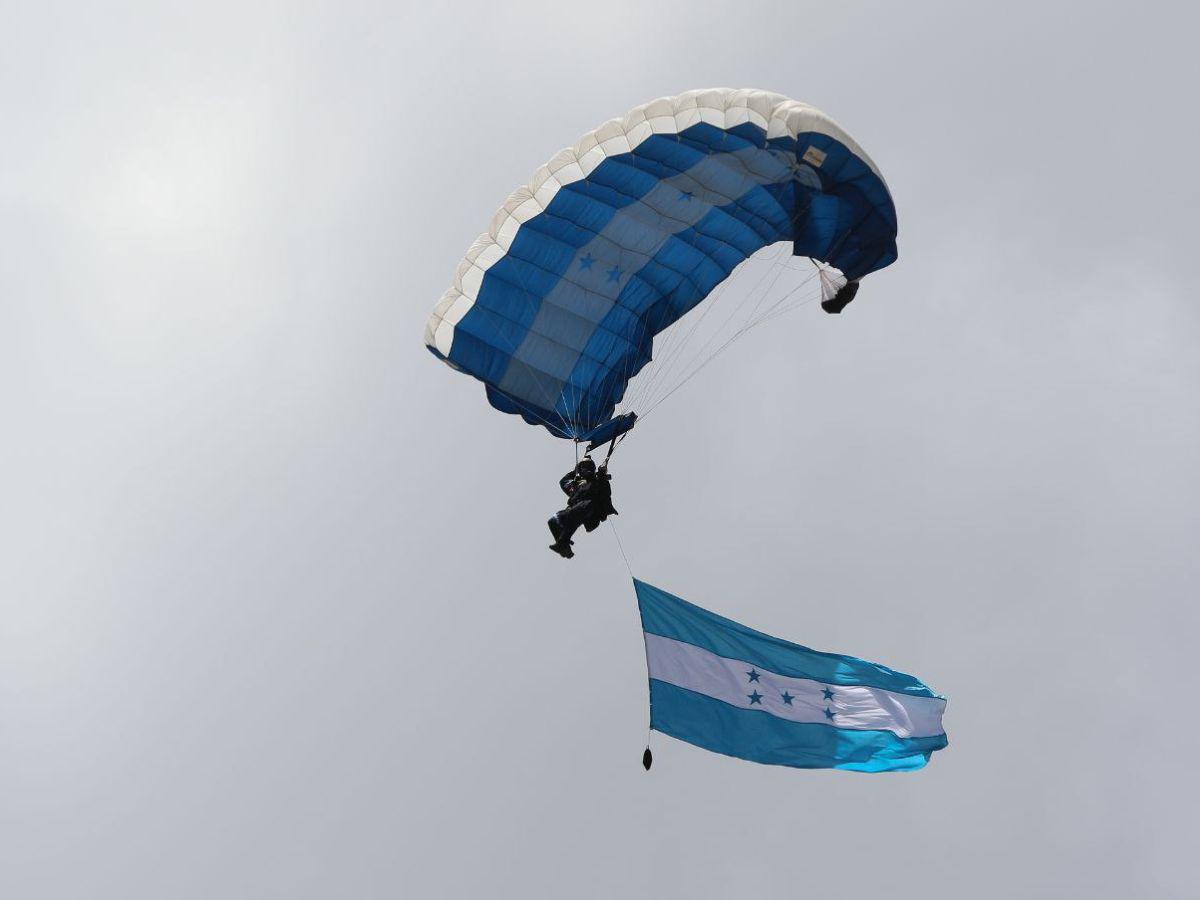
424, 88, 898, 442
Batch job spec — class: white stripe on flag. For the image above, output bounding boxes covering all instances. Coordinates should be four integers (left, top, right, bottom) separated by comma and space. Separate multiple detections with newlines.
645, 633, 946, 739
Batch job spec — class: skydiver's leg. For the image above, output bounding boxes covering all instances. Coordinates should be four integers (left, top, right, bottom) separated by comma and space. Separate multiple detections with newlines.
557, 506, 587, 543
550, 508, 580, 542
548, 507, 583, 557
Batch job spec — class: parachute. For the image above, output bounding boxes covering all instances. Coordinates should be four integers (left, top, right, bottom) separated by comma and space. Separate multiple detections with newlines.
424, 88, 897, 444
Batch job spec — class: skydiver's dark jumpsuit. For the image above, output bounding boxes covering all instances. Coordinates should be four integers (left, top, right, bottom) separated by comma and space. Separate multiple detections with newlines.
549, 464, 617, 554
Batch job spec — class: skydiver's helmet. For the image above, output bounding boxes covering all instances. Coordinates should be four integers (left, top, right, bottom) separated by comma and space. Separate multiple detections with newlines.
577, 457, 597, 476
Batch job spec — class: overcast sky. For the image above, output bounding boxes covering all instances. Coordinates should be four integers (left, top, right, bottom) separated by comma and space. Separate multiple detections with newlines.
3, 2, 1198, 898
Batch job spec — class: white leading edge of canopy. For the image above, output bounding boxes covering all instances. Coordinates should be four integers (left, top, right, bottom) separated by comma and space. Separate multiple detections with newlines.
424, 88, 887, 359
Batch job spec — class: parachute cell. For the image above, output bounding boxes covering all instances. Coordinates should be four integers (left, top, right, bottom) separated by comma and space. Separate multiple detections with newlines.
424, 88, 898, 440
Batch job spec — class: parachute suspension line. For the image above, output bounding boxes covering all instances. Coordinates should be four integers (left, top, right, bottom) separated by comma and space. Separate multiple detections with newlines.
622, 238, 756, 412
648, 243, 791, 399
641, 288, 820, 420
642, 246, 802, 413
565, 376, 583, 443
496, 229, 649, 441
601, 429, 629, 467
473, 253, 581, 435
616, 248, 797, 436
622, 244, 788, 417
643, 252, 791, 410
692, 264, 823, 369
637, 261, 739, 389
484, 382, 571, 436
638, 267, 823, 421
619, 268, 728, 414
501, 209, 805, 439
612, 335, 645, 420
739, 244, 796, 326
632, 258, 765, 413
635, 245, 809, 417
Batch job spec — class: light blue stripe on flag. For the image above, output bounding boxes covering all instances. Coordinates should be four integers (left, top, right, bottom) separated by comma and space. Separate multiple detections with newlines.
636, 579, 948, 773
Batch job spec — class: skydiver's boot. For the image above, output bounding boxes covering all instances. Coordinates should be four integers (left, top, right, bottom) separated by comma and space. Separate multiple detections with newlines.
549, 540, 574, 559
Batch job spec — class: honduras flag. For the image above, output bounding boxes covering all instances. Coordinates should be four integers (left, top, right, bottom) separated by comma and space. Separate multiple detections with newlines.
637, 580, 948, 772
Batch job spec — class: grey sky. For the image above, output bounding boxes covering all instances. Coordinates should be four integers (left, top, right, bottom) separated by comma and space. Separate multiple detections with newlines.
2, 2, 1197, 897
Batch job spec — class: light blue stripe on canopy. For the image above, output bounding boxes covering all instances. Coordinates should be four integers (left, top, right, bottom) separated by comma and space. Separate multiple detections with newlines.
430, 116, 897, 440
636, 579, 947, 773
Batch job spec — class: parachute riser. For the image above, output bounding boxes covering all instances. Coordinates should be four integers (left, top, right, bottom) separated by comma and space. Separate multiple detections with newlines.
575, 429, 629, 469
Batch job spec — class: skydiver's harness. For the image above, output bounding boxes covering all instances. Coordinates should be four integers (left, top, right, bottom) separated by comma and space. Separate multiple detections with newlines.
577, 413, 634, 466
574, 430, 629, 473
600, 431, 627, 467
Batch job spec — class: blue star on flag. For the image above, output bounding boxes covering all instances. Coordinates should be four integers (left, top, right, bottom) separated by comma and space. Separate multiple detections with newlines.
780, 691, 794, 705
822, 687, 835, 701
605, 265, 621, 283
578, 253, 594, 270
748, 690, 763, 705
746, 669, 761, 683
824, 707, 836, 720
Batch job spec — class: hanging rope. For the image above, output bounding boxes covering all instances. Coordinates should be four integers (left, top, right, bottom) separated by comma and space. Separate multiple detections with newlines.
609, 520, 633, 580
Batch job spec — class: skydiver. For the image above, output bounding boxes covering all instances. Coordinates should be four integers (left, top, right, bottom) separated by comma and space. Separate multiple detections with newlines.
548, 456, 617, 558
